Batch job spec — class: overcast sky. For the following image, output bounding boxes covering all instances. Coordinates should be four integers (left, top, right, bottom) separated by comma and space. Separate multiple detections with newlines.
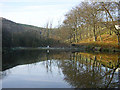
0, 0, 84, 27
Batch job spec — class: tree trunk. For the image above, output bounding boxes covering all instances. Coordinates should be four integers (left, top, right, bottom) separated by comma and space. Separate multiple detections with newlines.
72, 28, 76, 43
109, 27, 112, 35
80, 33, 82, 40
75, 28, 78, 43
98, 27, 102, 41
79, 26, 82, 41
70, 36, 71, 44
73, 33, 76, 43
117, 34, 120, 47
99, 33, 102, 41
93, 24, 96, 41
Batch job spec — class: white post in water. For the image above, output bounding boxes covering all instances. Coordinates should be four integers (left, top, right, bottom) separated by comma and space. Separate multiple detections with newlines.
47, 45, 49, 48
47, 46, 49, 53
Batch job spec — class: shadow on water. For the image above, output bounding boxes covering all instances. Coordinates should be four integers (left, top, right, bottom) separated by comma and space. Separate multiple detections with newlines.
2, 50, 120, 88
2, 50, 71, 71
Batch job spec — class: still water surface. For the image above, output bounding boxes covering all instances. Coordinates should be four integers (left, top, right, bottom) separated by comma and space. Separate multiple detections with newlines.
2, 50, 119, 88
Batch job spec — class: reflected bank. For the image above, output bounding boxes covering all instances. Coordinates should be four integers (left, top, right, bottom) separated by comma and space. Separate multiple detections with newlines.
2, 50, 120, 88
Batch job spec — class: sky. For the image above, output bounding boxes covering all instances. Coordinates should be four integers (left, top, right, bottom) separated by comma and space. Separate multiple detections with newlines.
0, 0, 84, 28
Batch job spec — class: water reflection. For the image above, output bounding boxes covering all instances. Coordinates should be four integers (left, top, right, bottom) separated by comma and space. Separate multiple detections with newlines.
60, 52, 119, 88
2, 50, 120, 88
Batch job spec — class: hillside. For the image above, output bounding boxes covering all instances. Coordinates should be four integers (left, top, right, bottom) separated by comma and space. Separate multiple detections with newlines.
2, 17, 67, 50
2, 17, 43, 33
75, 33, 120, 50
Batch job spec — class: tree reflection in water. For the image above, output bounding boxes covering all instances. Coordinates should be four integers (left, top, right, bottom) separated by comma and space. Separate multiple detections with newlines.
44, 52, 119, 88
2, 50, 120, 88
58, 52, 119, 88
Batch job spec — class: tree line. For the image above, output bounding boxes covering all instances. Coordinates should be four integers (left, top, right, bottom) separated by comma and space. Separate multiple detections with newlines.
53, 2, 119, 46
2, 2, 120, 49
2, 18, 66, 50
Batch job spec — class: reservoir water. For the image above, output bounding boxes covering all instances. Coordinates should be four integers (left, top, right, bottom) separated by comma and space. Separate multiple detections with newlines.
1, 50, 119, 88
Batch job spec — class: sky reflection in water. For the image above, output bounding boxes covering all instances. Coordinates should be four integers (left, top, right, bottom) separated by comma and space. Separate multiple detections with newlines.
2, 50, 119, 88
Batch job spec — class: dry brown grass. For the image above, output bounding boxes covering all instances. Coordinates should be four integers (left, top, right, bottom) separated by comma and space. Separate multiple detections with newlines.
76, 34, 119, 49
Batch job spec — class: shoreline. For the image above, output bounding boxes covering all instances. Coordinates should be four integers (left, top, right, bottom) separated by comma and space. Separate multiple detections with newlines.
2, 46, 120, 55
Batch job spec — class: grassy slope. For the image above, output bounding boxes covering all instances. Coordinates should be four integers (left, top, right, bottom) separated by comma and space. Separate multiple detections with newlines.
75, 33, 119, 49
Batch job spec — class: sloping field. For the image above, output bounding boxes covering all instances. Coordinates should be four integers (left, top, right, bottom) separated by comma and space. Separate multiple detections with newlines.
76, 34, 119, 49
